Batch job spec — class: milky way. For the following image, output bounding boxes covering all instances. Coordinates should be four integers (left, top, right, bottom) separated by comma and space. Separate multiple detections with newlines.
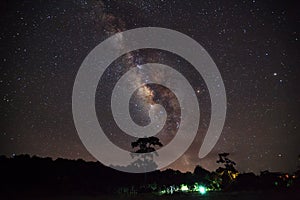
1, 0, 299, 173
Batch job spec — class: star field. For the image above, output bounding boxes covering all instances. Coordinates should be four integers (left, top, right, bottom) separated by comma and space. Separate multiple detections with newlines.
0, 0, 299, 173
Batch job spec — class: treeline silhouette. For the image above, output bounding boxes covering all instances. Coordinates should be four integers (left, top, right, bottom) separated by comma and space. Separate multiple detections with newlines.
0, 154, 299, 198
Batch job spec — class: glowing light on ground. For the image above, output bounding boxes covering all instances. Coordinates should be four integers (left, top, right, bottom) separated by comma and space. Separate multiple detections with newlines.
198, 185, 206, 195
180, 184, 189, 191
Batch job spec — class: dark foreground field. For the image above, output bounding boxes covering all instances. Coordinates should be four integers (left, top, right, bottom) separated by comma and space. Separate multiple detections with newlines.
5, 191, 298, 200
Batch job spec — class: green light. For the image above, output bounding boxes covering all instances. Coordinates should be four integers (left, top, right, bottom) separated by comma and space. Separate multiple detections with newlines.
159, 190, 166, 195
180, 184, 189, 192
199, 185, 206, 195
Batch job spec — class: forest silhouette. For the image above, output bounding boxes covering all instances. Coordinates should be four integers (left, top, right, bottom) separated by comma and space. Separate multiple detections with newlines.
0, 152, 299, 198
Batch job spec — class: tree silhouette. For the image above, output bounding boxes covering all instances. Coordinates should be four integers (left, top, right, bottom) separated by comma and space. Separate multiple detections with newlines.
0, 154, 298, 196
216, 153, 239, 190
217, 153, 237, 172
194, 165, 211, 186
131, 136, 163, 153
130, 137, 163, 184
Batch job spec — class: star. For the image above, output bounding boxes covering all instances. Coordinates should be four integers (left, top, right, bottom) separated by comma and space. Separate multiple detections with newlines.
0, 0, 299, 174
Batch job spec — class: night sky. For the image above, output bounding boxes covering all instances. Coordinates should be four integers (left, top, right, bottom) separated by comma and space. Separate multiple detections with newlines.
1, 0, 299, 174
